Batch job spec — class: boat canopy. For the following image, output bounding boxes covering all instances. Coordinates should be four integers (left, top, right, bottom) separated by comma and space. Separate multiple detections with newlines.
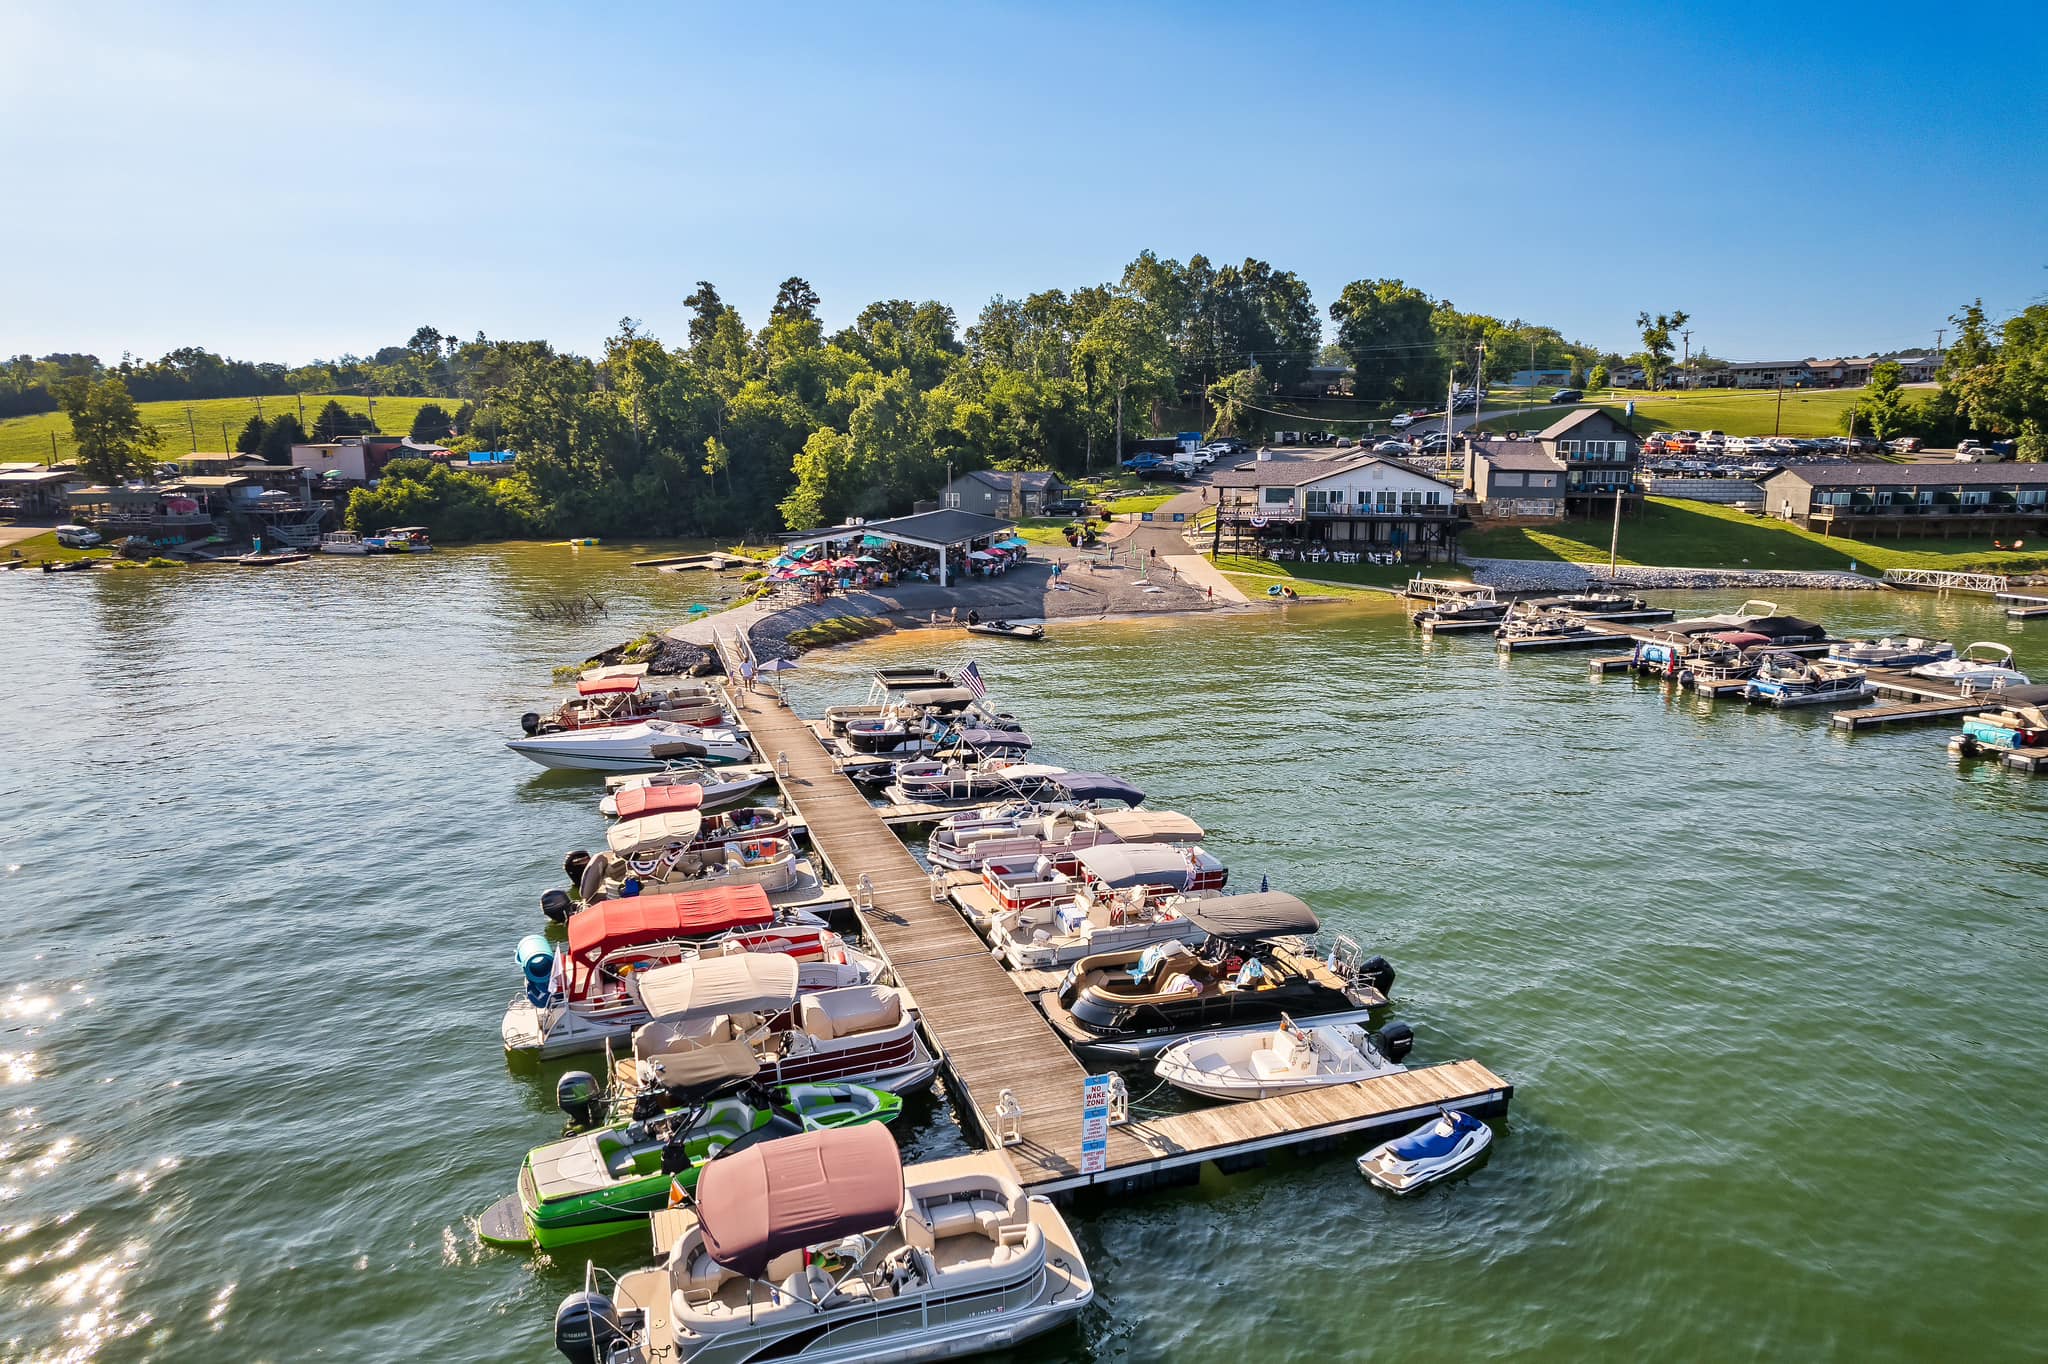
607, 809, 705, 855
566, 887, 776, 966
695, 1123, 905, 1281
899, 687, 975, 708
1052, 772, 1146, 806
612, 783, 705, 820
1074, 843, 1207, 888
1179, 892, 1320, 940
947, 727, 1031, 749
635, 953, 800, 1021
1094, 810, 1205, 842
640, 1038, 760, 1090
576, 675, 641, 696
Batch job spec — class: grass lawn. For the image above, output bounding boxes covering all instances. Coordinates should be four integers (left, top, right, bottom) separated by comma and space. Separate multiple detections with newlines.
1473, 387, 1870, 440
1219, 571, 1394, 602
1013, 518, 1078, 546
1461, 497, 2048, 574
0, 394, 459, 465
1209, 552, 1413, 589
1101, 492, 1176, 515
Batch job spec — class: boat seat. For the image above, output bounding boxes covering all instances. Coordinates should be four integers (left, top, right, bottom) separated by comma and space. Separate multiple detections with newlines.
1248, 1048, 1310, 1081
799, 987, 901, 1041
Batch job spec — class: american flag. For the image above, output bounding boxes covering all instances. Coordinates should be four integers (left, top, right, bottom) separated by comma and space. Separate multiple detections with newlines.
951, 660, 989, 701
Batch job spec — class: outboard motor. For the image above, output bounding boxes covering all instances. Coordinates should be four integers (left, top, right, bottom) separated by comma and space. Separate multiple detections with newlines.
540, 888, 574, 923
563, 850, 591, 889
521, 711, 543, 736
631, 1088, 667, 1122
516, 934, 557, 1007
556, 1070, 603, 1129
1360, 955, 1396, 996
553, 1290, 625, 1364
1373, 1020, 1416, 1064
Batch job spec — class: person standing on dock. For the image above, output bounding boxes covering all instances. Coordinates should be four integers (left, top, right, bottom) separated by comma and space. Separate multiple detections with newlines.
740, 657, 756, 694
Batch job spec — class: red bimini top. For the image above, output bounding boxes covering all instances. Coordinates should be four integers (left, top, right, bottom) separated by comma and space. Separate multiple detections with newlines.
613, 783, 706, 819
578, 675, 642, 696
567, 886, 776, 965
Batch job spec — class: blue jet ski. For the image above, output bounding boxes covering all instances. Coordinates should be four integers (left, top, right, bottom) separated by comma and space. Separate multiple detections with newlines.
1357, 1109, 1492, 1193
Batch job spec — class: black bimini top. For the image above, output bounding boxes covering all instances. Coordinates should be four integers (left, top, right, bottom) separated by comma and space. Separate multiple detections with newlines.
1179, 892, 1320, 940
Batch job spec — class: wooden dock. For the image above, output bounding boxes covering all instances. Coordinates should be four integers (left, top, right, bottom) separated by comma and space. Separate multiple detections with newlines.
719, 672, 1513, 1194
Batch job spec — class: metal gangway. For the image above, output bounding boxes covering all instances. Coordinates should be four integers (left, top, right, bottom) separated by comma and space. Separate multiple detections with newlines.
1882, 567, 2011, 595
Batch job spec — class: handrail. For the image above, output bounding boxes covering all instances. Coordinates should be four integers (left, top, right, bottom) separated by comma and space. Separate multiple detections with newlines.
1882, 567, 2010, 593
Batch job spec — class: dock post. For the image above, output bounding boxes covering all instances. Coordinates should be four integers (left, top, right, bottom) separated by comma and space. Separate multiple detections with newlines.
993, 1089, 1024, 1146
929, 867, 948, 902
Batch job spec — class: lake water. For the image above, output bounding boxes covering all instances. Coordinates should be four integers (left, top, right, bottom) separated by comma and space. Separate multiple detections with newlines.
1, 548, 2042, 1362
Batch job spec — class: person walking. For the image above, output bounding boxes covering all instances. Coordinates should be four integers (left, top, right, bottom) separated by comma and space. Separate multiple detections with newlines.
740, 657, 756, 694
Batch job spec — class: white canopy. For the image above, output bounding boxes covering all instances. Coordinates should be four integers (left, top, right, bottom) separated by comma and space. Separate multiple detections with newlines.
606, 809, 705, 854
634, 953, 801, 1021
1095, 810, 1206, 843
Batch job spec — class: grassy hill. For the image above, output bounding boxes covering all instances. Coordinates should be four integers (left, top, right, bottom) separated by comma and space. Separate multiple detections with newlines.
1462, 496, 2047, 574
1473, 386, 1874, 439
0, 394, 456, 466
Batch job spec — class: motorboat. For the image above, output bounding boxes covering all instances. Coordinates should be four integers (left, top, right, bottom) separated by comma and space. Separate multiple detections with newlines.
1153, 1014, 1416, 1102
887, 764, 1142, 810
625, 958, 937, 1095
964, 619, 1045, 640
1664, 599, 1826, 644
926, 806, 1205, 873
1911, 642, 2031, 692
979, 842, 1227, 915
318, 531, 370, 555
1039, 894, 1396, 1059
1828, 636, 1956, 669
507, 721, 755, 773
1357, 1110, 1493, 1194
575, 817, 818, 906
524, 674, 731, 737
365, 525, 433, 552
503, 889, 879, 1059
1742, 654, 1873, 708
562, 1125, 1093, 1364
480, 1052, 900, 1251
236, 549, 311, 567
986, 886, 1204, 971
583, 793, 786, 845
601, 765, 774, 815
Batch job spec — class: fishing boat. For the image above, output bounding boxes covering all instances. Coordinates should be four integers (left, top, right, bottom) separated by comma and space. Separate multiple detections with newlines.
504, 889, 880, 1059
965, 619, 1046, 640
1357, 1109, 1493, 1194
318, 530, 370, 555
574, 815, 819, 906
1911, 642, 2031, 691
1742, 654, 1873, 708
1827, 636, 1956, 669
1039, 894, 1395, 1059
600, 766, 775, 815
625, 959, 937, 1095
926, 806, 1204, 872
1153, 1014, 1415, 1102
480, 1052, 900, 1251
507, 720, 754, 772
978, 842, 1227, 916
558, 1125, 1093, 1364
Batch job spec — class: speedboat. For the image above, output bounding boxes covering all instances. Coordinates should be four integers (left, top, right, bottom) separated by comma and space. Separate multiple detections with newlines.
507, 721, 755, 772
601, 766, 774, 815
1742, 654, 1873, 708
1828, 636, 1956, 669
1153, 1014, 1415, 1101
625, 959, 937, 1096
1357, 1109, 1493, 1194
965, 619, 1045, 640
927, 806, 1205, 872
979, 842, 1227, 915
1039, 893, 1396, 1059
562, 1125, 1093, 1364
1665, 599, 1826, 644
480, 1055, 900, 1251
1911, 642, 2031, 692
503, 889, 880, 1059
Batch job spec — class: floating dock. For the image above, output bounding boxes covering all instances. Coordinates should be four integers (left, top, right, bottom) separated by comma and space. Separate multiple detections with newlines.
716, 653, 1512, 1195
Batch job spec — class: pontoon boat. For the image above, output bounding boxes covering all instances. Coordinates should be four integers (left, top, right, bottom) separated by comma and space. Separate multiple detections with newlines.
1827, 636, 1956, 669
600, 766, 775, 815
507, 721, 754, 772
1742, 654, 1873, 707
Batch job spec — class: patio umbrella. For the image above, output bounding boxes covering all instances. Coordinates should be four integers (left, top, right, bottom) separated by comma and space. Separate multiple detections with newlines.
856, 555, 881, 564
860, 534, 889, 548
758, 657, 799, 674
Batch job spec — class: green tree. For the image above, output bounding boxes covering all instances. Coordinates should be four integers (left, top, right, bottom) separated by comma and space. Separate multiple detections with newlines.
409, 402, 453, 442
770, 277, 821, 324
2017, 419, 2045, 463
1588, 363, 1610, 392
1850, 361, 1911, 442
235, 414, 266, 453
312, 399, 356, 441
55, 375, 163, 484
1204, 365, 1263, 439
1329, 279, 1444, 403
1567, 358, 1588, 388
1634, 309, 1690, 388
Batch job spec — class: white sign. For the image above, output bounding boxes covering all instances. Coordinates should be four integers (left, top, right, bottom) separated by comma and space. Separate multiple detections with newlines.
1080, 1075, 1112, 1175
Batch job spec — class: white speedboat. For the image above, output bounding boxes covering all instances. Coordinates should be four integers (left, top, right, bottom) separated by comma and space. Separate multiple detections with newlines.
1153, 1015, 1415, 1101
1357, 1109, 1493, 1194
600, 765, 775, 814
508, 720, 754, 772
562, 1125, 1093, 1364
1910, 642, 2031, 692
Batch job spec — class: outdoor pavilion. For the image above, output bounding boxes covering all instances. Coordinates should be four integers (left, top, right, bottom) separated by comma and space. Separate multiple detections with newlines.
780, 509, 1020, 587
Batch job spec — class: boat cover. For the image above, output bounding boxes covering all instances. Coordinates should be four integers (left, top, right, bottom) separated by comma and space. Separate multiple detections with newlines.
1094, 810, 1205, 842
635, 953, 800, 1021
638, 1039, 760, 1089
1051, 772, 1146, 806
1179, 892, 1320, 940
577, 675, 642, 696
696, 1123, 905, 1281
948, 728, 1032, 749
566, 887, 776, 963
607, 809, 705, 854
1074, 844, 1210, 888
611, 783, 705, 819
580, 663, 650, 683
898, 687, 975, 708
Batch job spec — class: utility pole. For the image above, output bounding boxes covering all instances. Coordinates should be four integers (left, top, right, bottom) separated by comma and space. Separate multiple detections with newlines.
49, 431, 59, 464
297, 394, 305, 425
220, 420, 232, 452
1471, 342, 1484, 434
185, 405, 197, 452
1934, 327, 1946, 366
1607, 482, 1623, 582
1680, 329, 1691, 390
1774, 375, 1784, 435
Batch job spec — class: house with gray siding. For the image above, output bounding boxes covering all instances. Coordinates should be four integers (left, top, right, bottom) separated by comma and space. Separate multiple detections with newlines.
1532, 408, 1643, 513
938, 469, 1066, 517
1760, 461, 2048, 537
1465, 442, 1566, 518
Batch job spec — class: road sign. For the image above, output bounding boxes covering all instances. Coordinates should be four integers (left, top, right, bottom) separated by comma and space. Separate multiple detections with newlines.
1080, 1075, 1112, 1175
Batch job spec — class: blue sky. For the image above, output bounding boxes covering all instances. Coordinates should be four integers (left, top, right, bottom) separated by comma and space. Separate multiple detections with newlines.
2, 1, 2042, 366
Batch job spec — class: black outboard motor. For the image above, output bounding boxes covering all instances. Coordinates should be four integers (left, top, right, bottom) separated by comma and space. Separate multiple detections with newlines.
554, 1290, 625, 1364
1360, 955, 1396, 996
632, 1088, 668, 1123
556, 1071, 603, 1129
1373, 1020, 1416, 1064
563, 850, 591, 889
521, 711, 543, 736
540, 888, 574, 923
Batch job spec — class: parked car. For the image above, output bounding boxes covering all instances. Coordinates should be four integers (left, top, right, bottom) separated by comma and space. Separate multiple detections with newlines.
1374, 439, 1412, 454
1550, 388, 1584, 403
1888, 436, 1923, 453
1389, 413, 1414, 429
1955, 440, 2003, 463
1120, 453, 1166, 472
1417, 432, 1450, 453
1043, 498, 1085, 516
54, 524, 102, 549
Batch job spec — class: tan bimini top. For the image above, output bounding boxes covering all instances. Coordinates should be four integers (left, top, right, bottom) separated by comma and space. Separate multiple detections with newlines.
634, 953, 801, 1022
607, 809, 706, 855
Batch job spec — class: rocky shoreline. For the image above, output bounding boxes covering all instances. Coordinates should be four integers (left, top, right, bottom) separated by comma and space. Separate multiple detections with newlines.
1463, 557, 1885, 593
